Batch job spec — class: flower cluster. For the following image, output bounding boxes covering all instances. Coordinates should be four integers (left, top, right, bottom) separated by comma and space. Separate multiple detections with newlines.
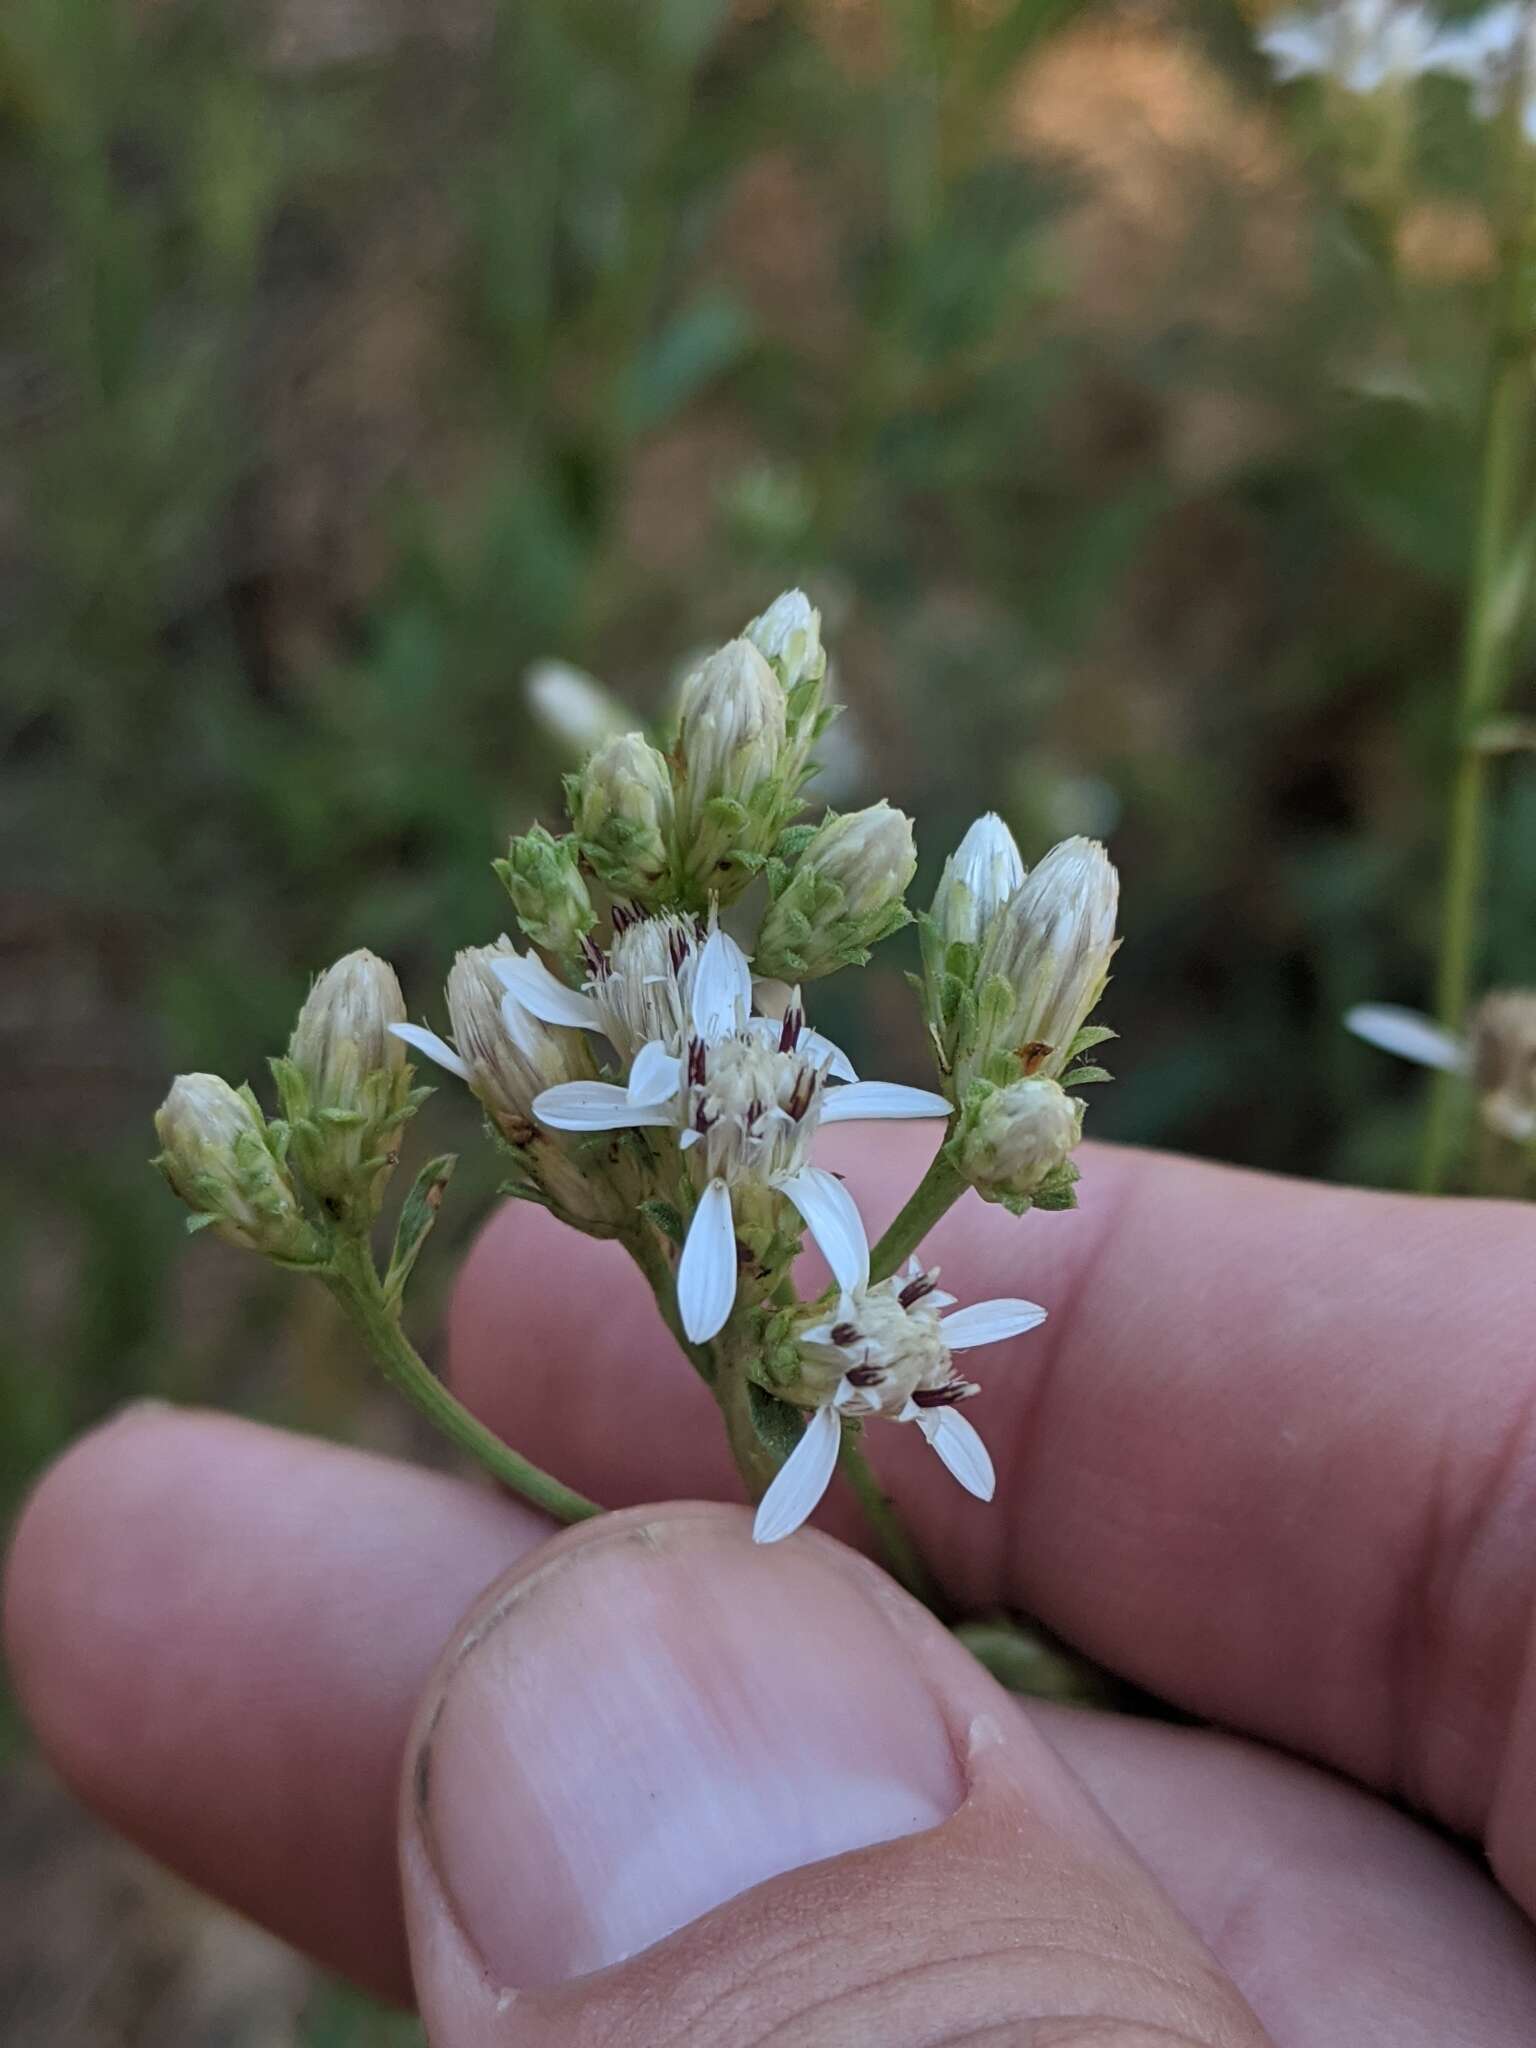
1260, 0, 1536, 137
153, 594, 1122, 1554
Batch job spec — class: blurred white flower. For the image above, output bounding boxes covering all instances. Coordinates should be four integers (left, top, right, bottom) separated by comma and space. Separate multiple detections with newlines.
525, 659, 629, 756
1427, 2, 1536, 137
1260, 0, 1442, 91
1346, 994, 1536, 1142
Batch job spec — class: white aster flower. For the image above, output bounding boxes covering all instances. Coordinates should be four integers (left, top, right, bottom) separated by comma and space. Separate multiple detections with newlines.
1259, 0, 1441, 91
526, 922, 951, 1341
753, 1261, 1048, 1544
1347, 993, 1536, 1140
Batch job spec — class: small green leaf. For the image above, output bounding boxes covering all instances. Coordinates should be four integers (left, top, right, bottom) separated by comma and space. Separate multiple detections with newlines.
383, 1153, 457, 1308
1031, 1159, 1081, 1211
1065, 1022, 1118, 1060
748, 1383, 809, 1465
1061, 1063, 1113, 1087
639, 1197, 685, 1245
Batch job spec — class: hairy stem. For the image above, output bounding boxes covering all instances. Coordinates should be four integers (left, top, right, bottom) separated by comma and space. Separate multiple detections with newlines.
327, 1236, 601, 1524
840, 1437, 949, 1616
715, 1357, 784, 1503
621, 1221, 716, 1384
868, 1137, 965, 1281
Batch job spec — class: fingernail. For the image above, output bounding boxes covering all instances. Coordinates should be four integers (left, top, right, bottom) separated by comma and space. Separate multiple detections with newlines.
410, 1509, 963, 1986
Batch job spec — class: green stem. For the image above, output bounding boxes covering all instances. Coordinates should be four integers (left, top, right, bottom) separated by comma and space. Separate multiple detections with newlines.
715, 1358, 784, 1503
840, 1437, 948, 1616
868, 1138, 965, 1282
1421, 344, 1534, 1191
326, 1237, 600, 1524
621, 1221, 716, 1385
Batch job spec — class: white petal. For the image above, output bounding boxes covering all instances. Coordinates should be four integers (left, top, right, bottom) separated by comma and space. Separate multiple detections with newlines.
677, 1178, 738, 1342
817, 1080, 952, 1124
679, 1127, 702, 1150
798, 1321, 838, 1347
751, 976, 794, 1020
627, 1039, 681, 1107
493, 953, 603, 1032
1344, 1004, 1467, 1074
690, 926, 753, 1041
926, 1290, 959, 1310
917, 1408, 995, 1502
533, 1081, 676, 1131
802, 1030, 858, 1083
389, 1022, 469, 1082
1257, 17, 1328, 78
939, 1298, 1048, 1350
752, 1404, 841, 1544
776, 1166, 869, 1299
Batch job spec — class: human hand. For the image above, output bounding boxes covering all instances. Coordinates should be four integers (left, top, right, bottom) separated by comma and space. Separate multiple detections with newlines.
8, 1128, 1536, 2044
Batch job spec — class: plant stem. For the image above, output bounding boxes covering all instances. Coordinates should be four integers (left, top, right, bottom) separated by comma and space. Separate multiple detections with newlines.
1421, 163, 1536, 1191
840, 1437, 949, 1616
1421, 366, 1532, 1187
620, 1220, 716, 1385
326, 1237, 600, 1524
715, 1358, 784, 1503
868, 1138, 964, 1281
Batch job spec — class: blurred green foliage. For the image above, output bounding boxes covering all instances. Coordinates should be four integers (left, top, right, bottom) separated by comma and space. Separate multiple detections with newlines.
3, 0, 1535, 2030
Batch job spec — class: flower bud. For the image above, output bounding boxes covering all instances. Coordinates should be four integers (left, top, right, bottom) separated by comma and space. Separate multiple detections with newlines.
754, 801, 916, 980
965, 836, 1119, 1089
953, 1075, 1082, 1210
673, 638, 790, 900
446, 940, 594, 1143
746, 589, 824, 697
929, 812, 1025, 950
154, 1074, 320, 1263
571, 732, 675, 903
281, 950, 415, 1230
746, 589, 829, 793
1470, 990, 1536, 1143
289, 949, 407, 1108
495, 826, 596, 959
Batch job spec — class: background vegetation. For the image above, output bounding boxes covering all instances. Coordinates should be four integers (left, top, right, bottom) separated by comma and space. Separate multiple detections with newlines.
3, 0, 1531, 2036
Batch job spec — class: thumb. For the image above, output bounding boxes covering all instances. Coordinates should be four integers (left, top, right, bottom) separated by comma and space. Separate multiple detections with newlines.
399, 1503, 1269, 2047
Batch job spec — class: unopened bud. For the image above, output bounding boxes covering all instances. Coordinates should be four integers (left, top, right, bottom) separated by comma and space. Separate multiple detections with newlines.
281, 950, 415, 1229
747, 589, 824, 696
446, 941, 593, 1141
746, 589, 829, 793
1471, 990, 1536, 1143
954, 1075, 1082, 1210
930, 813, 1025, 950
755, 801, 916, 980
966, 837, 1119, 1089
571, 732, 675, 903
674, 638, 790, 900
154, 1074, 320, 1263
289, 950, 407, 1107
496, 826, 596, 959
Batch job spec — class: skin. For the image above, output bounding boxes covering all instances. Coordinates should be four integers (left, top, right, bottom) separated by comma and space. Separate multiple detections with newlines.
6, 1129, 1536, 2043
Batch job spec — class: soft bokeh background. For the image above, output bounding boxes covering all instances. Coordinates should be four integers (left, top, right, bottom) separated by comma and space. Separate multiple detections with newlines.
4, 0, 1534, 2037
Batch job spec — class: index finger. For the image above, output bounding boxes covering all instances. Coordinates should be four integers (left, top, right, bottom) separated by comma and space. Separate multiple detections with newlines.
448, 1127, 1536, 1891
